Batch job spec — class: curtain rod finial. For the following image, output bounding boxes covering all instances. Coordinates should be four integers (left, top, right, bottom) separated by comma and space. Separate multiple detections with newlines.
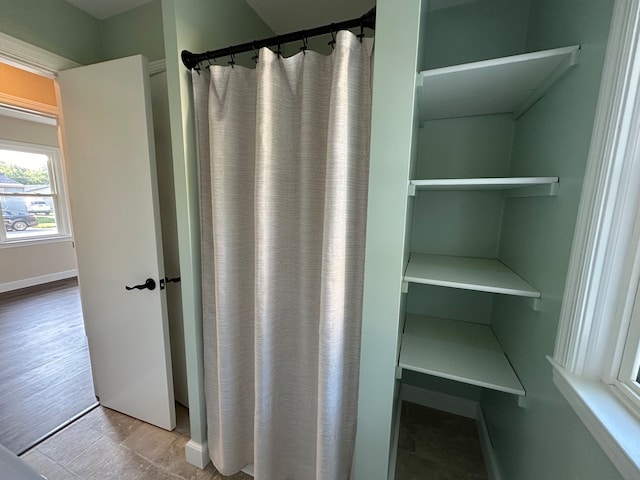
362, 7, 376, 30
181, 50, 200, 70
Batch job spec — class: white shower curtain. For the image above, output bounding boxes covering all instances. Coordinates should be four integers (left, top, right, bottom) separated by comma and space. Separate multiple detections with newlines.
192, 30, 373, 480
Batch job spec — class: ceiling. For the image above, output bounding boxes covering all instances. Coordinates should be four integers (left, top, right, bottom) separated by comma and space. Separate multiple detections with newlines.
64, 0, 154, 20
64, 0, 472, 32
245, 0, 375, 34
64, 0, 375, 32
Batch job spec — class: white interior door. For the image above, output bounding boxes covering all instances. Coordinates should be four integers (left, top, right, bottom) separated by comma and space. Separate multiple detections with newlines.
57, 55, 175, 430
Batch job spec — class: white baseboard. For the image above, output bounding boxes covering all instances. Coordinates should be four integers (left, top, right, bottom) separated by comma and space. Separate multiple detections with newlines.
185, 439, 210, 469
388, 386, 404, 480
0, 270, 77, 294
401, 384, 478, 418
476, 406, 502, 480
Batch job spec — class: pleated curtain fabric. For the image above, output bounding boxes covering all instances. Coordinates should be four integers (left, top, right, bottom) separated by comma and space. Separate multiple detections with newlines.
192, 30, 373, 480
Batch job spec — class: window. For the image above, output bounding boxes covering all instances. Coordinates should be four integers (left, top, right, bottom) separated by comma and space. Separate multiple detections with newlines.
617, 272, 640, 409
0, 139, 71, 244
551, 1, 640, 479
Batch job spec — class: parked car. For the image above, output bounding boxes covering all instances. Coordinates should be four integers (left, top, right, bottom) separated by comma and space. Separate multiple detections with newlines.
27, 200, 51, 215
2, 209, 38, 231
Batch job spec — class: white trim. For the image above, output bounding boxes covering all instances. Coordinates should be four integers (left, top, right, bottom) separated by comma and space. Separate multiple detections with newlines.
0, 32, 80, 76
555, 0, 640, 379
401, 383, 478, 418
0, 105, 57, 126
387, 387, 403, 480
148, 59, 166, 75
0, 269, 77, 294
184, 439, 210, 469
0, 31, 166, 80
476, 406, 502, 480
0, 235, 74, 250
550, 358, 640, 480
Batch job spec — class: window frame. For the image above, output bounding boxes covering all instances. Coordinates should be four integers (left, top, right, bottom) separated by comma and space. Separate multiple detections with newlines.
0, 137, 72, 245
616, 272, 640, 408
552, 0, 640, 478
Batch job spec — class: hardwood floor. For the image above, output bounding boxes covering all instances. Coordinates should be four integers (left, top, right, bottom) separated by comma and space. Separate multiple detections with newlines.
0, 278, 98, 454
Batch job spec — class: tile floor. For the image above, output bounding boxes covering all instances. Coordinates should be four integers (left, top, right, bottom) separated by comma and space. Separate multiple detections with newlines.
395, 402, 488, 480
20, 399, 486, 480
19, 404, 251, 480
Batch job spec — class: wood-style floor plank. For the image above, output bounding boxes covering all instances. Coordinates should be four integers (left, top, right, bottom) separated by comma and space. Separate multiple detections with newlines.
0, 279, 97, 454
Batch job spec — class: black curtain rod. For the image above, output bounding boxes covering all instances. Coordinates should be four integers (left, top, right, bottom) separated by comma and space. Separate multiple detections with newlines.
181, 7, 376, 70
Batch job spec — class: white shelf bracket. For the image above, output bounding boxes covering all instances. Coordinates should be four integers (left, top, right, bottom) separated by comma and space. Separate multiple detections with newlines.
517, 394, 528, 408
522, 296, 543, 312
401, 281, 409, 294
503, 182, 559, 198
408, 183, 417, 197
513, 47, 581, 119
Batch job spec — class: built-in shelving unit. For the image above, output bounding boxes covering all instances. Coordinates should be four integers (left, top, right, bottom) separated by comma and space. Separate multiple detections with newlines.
416, 45, 580, 121
404, 253, 540, 298
395, 45, 578, 406
399, 314, 525, 396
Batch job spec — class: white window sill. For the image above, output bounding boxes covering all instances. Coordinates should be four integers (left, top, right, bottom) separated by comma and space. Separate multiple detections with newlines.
549, 357, 640, 480
0, 235, 73, 249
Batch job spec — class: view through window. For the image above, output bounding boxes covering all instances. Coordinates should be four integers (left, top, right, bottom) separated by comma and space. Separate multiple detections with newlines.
619, 278, 640, 406
0, 143, 67, 242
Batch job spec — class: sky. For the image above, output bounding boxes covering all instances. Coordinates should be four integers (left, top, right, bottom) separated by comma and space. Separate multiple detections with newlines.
0, 149, 48, 169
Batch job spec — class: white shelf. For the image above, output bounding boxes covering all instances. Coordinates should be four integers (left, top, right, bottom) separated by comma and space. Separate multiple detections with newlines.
404, 253, 540, 298
399, 314, 525, 396
410, 176, 559, 191
416, 45, 580, 121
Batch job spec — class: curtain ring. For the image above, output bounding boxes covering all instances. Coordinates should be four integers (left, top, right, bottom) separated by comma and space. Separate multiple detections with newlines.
358, 22, 365, 43
300, 35, 308, 55
228, 47, 235, 68
252, 41, 259, 64
328, 25, 336, 50
276, 36, 282, 58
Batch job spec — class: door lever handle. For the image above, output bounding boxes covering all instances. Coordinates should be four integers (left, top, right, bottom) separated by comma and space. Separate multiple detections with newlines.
125, 278, 156, 291
160, 276, 181, 290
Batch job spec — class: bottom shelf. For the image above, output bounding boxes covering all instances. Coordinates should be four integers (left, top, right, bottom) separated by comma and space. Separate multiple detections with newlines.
399, 314, 525, 396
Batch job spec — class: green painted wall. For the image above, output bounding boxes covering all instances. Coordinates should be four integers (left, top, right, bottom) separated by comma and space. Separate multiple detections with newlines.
0, 0, 164, 65
421, 0, 530, 70
0, 0, 102, 64
484, 0, 622, 479
412, 114, 515, 261
101, 0, 165, 62
161, 0, 273, 454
